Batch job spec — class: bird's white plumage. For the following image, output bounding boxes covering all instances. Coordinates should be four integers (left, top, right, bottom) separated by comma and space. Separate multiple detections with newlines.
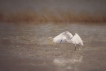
53, 31, 84, 46
53, 31, 73, 43
53, 31, 84, 50
67, 33, 83, 46
53, 32, 66, 43
66, 31, 73, 38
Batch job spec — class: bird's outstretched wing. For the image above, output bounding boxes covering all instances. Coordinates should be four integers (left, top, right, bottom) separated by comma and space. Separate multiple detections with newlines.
53, 31, 74, 43
53, 32, 67, 43
70, 33, 84, 46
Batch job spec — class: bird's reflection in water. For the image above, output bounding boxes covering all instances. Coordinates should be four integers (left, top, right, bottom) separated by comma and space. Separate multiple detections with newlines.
53, 50, 83, 71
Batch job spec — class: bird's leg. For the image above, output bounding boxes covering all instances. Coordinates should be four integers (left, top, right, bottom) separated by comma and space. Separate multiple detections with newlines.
78, 45, 82, 50
79, 45, 83, 50
74, 44, 77, 51
78, 46, 81, 50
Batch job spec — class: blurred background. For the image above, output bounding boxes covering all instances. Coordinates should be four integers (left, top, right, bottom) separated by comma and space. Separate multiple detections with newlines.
0, 0, 106, 23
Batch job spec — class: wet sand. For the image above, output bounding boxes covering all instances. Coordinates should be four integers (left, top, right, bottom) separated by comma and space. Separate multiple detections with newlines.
0, 22, 106, 71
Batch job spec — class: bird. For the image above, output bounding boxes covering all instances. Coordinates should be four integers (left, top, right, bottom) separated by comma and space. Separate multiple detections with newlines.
53, 31, 84, 50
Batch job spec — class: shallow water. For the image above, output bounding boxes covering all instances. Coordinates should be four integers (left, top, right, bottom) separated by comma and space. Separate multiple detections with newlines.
0, 22, 106, 71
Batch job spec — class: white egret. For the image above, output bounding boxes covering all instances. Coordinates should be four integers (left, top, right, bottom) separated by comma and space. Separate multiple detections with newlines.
53, 31, 84, 50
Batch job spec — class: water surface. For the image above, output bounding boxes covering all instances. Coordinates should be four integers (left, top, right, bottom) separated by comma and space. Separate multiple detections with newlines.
0, 22, 106, 71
